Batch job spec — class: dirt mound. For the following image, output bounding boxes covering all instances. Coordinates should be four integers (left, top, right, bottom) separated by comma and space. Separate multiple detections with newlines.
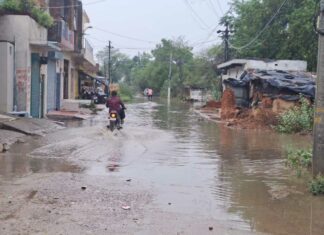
227, 108, 279, 129
205, 100, 221, 109
221, 89, 236, 119
221, 89, 236, 110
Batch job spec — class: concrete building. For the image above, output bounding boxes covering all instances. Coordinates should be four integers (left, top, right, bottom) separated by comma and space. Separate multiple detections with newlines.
0, 42, 14, 113
0, 14, 57, 117
0, 0, 97, 116
47, 0, 97, 112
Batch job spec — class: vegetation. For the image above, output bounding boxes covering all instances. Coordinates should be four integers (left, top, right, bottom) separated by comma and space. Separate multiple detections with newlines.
96, 38, 221, 98
276, 97, 314, 134
286, 148, 312, 177
223, 0, 318, 71
119, 84, 134, 103
310, 174, 324, 195
0, 0, 53, 28
284, 148, 324, 195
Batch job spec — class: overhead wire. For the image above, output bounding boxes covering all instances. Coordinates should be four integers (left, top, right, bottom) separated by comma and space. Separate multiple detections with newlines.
227, 0, 289, 51
183, 0, 210, 30
215, 0, 224, 15
207, 0, 220, 18
92, 27, 156, 44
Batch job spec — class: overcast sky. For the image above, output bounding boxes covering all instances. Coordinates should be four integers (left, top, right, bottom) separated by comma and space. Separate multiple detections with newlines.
83, 0, 231, 58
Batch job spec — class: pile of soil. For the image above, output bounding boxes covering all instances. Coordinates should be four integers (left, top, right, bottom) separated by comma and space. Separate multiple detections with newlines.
221, 89, 236, 119
205, 100, 221, 109
228, 108, 278, 130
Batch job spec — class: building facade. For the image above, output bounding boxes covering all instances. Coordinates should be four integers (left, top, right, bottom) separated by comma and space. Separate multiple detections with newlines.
0, 0, 97, 117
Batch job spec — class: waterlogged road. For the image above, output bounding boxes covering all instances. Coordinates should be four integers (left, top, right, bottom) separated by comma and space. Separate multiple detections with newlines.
0, 100, 324, 235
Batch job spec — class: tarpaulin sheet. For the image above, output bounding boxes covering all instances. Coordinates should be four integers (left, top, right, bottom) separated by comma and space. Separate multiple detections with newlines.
224, 70, 315, 99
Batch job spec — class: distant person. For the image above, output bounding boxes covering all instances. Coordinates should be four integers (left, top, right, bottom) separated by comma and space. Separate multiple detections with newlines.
147, 88, 153, 101
106, 90, 126, 124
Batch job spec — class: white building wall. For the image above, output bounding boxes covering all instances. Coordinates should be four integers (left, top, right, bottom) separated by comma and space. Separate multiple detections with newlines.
0, 42, 14, 113
0, 15, 47, 115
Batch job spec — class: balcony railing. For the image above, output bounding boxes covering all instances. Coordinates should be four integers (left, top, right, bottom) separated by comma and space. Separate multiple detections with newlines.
48, 20, 74, 51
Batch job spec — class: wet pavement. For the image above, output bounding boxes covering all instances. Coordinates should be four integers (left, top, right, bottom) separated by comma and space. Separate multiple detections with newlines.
0, 99, 323, 235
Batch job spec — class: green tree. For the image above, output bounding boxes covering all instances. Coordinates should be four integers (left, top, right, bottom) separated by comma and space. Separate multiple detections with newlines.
225, 0, 318, 71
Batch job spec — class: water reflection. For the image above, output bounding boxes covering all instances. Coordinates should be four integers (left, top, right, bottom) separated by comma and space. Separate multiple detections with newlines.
127, 100, 322, 235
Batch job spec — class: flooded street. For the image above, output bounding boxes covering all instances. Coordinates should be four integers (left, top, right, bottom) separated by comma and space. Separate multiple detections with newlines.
0, 99, 323, 235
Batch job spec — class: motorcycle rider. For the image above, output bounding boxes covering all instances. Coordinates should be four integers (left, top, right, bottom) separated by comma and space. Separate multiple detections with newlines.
106, 90, 126, 124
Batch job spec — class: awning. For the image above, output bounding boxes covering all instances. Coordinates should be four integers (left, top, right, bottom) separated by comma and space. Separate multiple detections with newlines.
30, 41, 61, 51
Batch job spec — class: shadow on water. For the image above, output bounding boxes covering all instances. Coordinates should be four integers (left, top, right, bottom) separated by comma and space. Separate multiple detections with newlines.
123, 99, 323, 235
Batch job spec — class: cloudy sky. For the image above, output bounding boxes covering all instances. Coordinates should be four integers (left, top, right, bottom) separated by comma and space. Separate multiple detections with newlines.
83, 0, 231, 57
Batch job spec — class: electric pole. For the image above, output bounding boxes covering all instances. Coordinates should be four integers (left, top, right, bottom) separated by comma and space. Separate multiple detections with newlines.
108, 40, 112, 84
168, 52, 173, 105
217, 21, 231, 62
313, 0, 324, 176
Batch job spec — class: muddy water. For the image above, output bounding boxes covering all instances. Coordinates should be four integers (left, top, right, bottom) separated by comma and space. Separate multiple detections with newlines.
1, 99, 323, 235
119, 100, 322, 235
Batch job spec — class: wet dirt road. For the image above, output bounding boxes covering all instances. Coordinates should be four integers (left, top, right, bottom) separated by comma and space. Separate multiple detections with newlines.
0, 100, 324, 235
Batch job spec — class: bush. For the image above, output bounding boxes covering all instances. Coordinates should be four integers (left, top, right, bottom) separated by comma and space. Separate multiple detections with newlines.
310, 175, 324, 195
286, 148, 312, 177
0, 0, 53, 28
276, 97, 314, 133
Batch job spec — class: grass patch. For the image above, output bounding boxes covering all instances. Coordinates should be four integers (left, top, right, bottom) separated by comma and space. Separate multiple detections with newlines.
285, 148, 324, 195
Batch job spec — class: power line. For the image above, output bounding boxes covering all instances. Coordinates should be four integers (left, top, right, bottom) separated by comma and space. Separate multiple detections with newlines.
207, 0, 220, 18
93, 27, 156, 44
228, 0, 289, 51
214, 0, 224, 15
183, 0, 210, 30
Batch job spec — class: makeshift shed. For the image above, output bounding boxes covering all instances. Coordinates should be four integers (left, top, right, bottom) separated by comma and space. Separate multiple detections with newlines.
223, 70, 316, 112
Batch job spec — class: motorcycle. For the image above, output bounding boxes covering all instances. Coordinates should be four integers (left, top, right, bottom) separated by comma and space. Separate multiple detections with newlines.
108, 110, 121, 132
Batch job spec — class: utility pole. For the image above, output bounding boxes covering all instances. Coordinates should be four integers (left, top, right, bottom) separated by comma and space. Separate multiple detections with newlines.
217, 21, 231, 62
313, 0, 324, 176
108, 40, 112, 84
168, 52, 173, 105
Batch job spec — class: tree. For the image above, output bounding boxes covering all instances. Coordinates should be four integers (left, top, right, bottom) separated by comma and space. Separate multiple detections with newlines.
224, 0, 318, 71
96, 48, 133, 83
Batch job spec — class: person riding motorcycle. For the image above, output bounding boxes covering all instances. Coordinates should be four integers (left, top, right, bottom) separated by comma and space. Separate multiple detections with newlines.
106, 90, 126, 124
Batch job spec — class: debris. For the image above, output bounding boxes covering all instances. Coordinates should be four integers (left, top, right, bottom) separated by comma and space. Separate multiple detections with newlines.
81, 186, 87, 190
121, 205, 131, 210
126, 179, 132, 182
209, 226, 213, 231
8, 201, 12, 204
27, 190, 38, 200
168, 202, 172, 205
17, 138, 26, 144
